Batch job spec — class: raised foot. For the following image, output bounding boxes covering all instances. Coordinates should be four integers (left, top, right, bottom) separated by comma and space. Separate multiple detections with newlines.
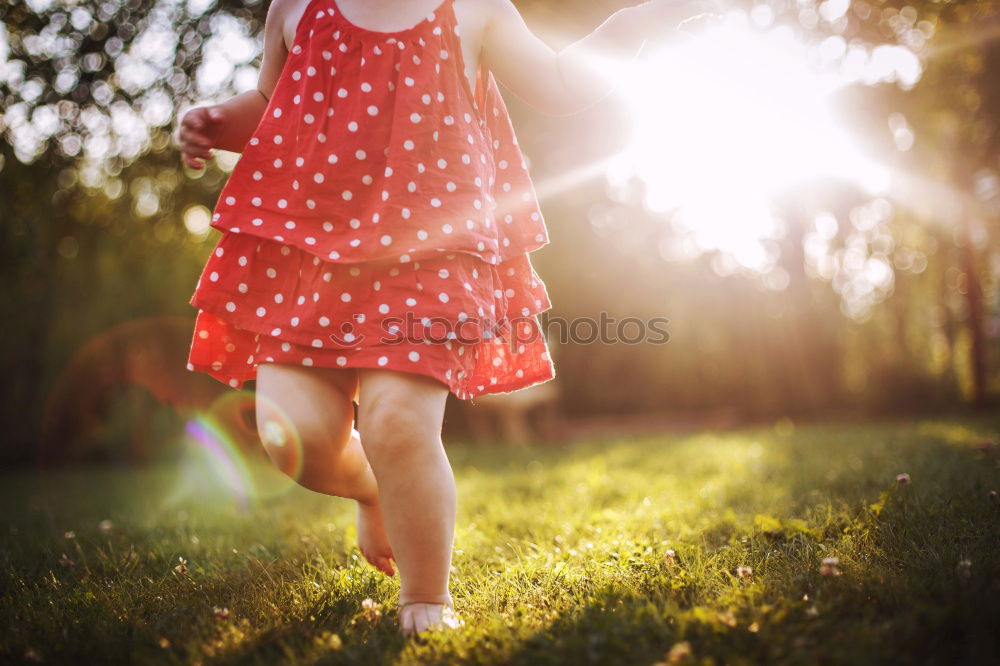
398, 595, 465, 638
356, 500, 395, 576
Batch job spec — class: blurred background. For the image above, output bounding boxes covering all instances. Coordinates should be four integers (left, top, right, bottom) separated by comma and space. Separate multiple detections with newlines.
1, 0, 997, 467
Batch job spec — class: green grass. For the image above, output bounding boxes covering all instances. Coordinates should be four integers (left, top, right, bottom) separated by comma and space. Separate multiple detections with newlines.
2, 416, 999, 665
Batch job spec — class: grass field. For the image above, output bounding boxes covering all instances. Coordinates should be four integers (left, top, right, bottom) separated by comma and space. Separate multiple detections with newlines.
2, 415, 999, 665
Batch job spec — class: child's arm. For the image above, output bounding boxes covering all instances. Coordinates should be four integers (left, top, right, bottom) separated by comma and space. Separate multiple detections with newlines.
482, 0, 717, 117
177, 0, 293, 168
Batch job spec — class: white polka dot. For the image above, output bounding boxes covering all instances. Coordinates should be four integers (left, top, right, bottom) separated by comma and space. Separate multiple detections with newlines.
273, 108, 282, 118
438, 292, 449, 303
380, 235, 392, 245
341, 293, 351, 302
378, 356, 388, 366
347, 121, 358, 132
256, 307, 266, 317
225, 302, 236, 312
367, 105, 378, 116
403, 140, 415, 150
342, 191, 353, 200
356, 149, 367, 160
408, 351, 420, 362
314, 172, 324, 183
379, 303, 390, 314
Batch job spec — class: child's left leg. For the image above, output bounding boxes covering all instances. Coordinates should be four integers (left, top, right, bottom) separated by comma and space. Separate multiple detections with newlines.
355, 367, 460, 635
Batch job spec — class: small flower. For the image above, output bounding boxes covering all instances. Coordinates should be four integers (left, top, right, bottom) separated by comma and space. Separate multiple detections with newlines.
664, 548, 676, 566
957, 558, 972, 577
717, 610, 737, 627
736, 566, 753, 579
805, 605, 819, 618
63, 530, 76, 539
665, 640, 693, 664
213, 606, 230, 620
58, 553, 75, 568
358, 597, 382, 622
174, 556, 188, 574
988, 490, 997, 499
819, 556, 841, 577
896, 473, 911, 485
157, 637, 170, 649
98, 520, 113, 535
314, 630, 343, 650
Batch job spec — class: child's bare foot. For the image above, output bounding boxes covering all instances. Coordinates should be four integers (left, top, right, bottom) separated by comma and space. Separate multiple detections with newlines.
398, 594, 464, 637
356, 500, 395, 576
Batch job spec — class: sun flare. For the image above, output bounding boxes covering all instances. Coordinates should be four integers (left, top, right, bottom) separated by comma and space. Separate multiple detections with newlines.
609, 12, 897, 272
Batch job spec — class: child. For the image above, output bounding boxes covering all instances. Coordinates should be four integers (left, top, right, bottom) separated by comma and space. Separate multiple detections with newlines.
178, 0, 716, 637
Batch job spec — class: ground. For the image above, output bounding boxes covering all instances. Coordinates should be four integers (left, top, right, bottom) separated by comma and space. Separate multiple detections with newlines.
2, 415, 998, 665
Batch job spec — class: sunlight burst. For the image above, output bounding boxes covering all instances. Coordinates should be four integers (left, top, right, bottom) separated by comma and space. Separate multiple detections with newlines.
611, 12, 900, 272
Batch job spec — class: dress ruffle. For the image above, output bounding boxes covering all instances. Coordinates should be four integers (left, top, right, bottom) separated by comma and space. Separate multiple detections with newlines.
188, 234, 554, 398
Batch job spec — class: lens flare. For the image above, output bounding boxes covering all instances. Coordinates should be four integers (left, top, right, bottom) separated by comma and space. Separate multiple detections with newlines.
613, 11, 896, 269
183, 415, 255, 509
170, 391, 305, 509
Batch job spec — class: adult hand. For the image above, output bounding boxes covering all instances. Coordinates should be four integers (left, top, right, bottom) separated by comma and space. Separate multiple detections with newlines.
637, 0, 726, 31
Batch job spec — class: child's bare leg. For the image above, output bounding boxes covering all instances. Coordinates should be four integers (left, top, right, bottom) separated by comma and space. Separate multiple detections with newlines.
355, 368, 457, 632
255, 362, 395, 575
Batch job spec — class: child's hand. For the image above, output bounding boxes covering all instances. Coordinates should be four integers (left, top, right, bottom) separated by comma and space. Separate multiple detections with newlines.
178, 105, 226, 170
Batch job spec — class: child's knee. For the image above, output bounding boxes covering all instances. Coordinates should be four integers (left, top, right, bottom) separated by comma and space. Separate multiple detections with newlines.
256, 396, 354, 487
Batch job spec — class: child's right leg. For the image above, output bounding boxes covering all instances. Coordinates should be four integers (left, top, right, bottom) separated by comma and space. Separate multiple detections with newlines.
255, 361, 395, 576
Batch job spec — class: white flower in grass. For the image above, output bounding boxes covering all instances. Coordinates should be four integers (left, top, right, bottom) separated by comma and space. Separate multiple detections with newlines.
820, 556, 841, 577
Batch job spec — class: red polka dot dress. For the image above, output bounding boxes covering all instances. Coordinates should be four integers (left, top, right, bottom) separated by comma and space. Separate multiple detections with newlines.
187, 0, 555, 399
